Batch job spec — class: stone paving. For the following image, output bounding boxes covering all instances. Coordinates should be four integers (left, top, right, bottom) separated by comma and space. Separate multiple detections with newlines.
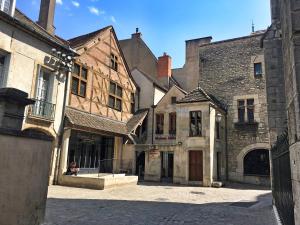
44, 182, 277, 225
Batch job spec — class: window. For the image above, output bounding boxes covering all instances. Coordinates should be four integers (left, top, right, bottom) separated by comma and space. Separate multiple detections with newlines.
171, 97, 177, 104
190, 111, 202, 136
169, 112, 176, 135
244, 149, 270, 176
0, 55, 6, 87
71, 63, 88, 97
247, 99, 255, 123
156, 114, 164, 134
108, 82, 122, 111
238, 100, 245, 123
110, 53, 118, 71
131, 93, 135, 114
254, 63, 262, 77
0, 0, 11, 14
216, 121, 220, 140
237, 99, 255, 123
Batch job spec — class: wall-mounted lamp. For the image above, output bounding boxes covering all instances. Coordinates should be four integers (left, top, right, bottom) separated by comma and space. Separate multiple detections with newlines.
216, 113, 222, 122
178, 141, 183, 146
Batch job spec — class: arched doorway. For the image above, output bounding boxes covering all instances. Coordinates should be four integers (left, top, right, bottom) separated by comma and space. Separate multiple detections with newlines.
244, 149, 270, 176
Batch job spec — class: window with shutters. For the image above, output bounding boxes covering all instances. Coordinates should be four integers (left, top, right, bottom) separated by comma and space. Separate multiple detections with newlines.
108, 81, 122, 111
156, 114, 164, 134
71, 63, 88, 97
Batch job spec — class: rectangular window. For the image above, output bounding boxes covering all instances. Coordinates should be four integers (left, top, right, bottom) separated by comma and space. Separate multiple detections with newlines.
169, 112, 176, 135
108, 81, 122, 111
156, 114, 164, 134
216, 121, 220, 140
0, 0, 11, 14
110, 53, 118, 71
238, 100, 245, 123
190, 111, 202, 137
247, 99, 255, 123
171, 97, 177, 104
0, 55, 6, 87
71, 63, 88, 97
131, 93, 135, 114
254, 63, 262, 77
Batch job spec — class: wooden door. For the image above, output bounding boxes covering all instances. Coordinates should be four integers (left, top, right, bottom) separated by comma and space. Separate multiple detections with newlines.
189, 151, 203, 181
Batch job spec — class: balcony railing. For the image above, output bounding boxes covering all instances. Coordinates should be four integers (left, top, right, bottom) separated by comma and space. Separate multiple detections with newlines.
28, 99, 56, 121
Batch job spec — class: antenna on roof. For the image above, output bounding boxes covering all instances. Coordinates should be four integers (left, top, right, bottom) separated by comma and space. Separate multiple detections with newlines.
136, 27, 139, 33
252, 20, 255, 33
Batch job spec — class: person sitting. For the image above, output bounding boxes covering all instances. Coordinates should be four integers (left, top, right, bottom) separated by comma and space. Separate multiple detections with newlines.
66, 162, 79, 176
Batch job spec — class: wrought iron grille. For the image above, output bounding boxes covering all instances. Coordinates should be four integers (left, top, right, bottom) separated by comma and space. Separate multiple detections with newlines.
29, 99, 56, 121
271, 130, 295, 225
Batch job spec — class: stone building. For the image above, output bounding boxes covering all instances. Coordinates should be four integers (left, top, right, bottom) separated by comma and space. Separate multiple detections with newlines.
57, 26, 144, 189
121, 30, 271, 186
264, 0, 300, 223
0, 0, 74, 185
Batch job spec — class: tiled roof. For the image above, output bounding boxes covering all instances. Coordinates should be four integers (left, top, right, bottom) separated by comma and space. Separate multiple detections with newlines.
65, 107, 148, 136
4, 9, 71, 49
65, 107, 128, 135
68, 26, 111, 48
127, 109, 148, 133
177, 86, 227, 111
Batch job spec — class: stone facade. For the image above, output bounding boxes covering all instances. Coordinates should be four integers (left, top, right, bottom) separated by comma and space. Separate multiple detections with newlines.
181, 34, 271, 185
267, 0, 300, 223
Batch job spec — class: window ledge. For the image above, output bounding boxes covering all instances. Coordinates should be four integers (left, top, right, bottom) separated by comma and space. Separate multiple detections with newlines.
234, 122, 258, 129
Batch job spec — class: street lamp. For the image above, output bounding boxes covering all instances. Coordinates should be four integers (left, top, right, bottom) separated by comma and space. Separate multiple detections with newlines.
216, 113, 222, 122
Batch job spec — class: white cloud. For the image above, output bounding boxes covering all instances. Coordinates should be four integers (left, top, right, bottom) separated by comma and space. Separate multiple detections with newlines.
71, 1, 80, 7
56, 0, 63, 5
88, 6, 105, 16
110, 16, 116, 23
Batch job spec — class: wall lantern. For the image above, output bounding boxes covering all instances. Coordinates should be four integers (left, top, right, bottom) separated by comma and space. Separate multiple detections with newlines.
178, 141, 183, 146
216, 113, 222, 122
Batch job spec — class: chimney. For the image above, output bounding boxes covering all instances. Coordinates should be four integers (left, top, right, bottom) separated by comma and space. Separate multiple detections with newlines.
37, 0, 56, 34
158, 53, 172, 78
132, 27, 142, 39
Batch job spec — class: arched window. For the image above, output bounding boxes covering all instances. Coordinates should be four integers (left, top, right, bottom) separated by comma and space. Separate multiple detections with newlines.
244, 149, 270, 176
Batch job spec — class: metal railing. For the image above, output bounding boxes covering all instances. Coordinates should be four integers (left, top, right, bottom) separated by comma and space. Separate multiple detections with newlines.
271, 130, 295, 225
28, 99, 56, 121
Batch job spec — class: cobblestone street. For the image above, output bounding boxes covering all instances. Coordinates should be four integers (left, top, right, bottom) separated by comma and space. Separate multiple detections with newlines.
44, 183, 276, 225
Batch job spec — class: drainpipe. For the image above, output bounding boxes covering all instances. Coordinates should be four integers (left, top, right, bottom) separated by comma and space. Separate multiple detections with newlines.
151, 105, 155, 145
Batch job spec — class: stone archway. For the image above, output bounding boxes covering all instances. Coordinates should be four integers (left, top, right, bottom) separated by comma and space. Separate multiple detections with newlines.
236, 143, 270, 175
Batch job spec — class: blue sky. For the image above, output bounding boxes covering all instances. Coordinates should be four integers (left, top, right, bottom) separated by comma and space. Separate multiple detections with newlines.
18, 0, 271, 68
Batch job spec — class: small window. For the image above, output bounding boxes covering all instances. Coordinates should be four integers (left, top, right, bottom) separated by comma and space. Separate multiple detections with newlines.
190, 111, 202, 137
0, 55, 6, 87
108, 81, 122, 111
131, 93, 135, 114
169, 112, 176, 135
110, 53, 118, 71
216, 121, 220, 140
156, 114, 164, 134
238, 100, 245, 123
71, 63, 88, 97
1, 0, 11, 14
254, 63, 262, 77
171, 97, 177, 104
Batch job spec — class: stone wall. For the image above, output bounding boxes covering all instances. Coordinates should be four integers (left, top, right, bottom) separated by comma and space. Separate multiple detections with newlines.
197, 34, 271, 185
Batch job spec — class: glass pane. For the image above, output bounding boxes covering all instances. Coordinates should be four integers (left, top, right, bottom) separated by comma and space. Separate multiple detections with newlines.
108, 95, 115, 108
72, 77, 79, 94
254, 63, 262, 76
116, 99, 122, 111
3, 0, 10, 13
79, 81, 86, 97
247, 99, 254, 106
248, 109, 254, 123
238, 100, 245, 107
109, 82, 116, 94
116, 86, 122, 97
73, 63, 80, 75
238, 108, 245, 123
81, 67, 88, 80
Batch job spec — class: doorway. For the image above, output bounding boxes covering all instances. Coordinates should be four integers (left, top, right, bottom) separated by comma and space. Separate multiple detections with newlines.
135, 151, 145, 180
189, 151, 203, 181
161, 152, 174, 183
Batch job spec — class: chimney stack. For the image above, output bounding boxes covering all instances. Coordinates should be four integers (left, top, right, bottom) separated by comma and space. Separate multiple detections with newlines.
38, 0, 56, 34
132, 27, 142, 39
158, 53, 172, 78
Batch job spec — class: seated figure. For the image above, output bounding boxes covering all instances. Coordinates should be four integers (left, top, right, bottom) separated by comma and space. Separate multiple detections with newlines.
66, 161, 79, 176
